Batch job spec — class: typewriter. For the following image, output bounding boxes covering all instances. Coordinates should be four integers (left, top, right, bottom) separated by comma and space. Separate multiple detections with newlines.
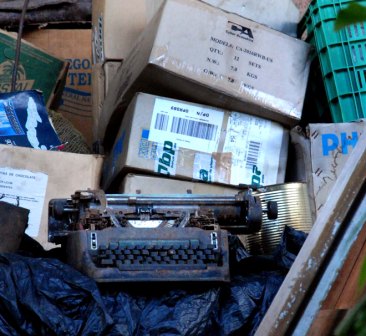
49, 189, 277, 283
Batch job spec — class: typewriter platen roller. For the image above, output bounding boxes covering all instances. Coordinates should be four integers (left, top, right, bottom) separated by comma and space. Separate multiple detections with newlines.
48, 189, 278, 244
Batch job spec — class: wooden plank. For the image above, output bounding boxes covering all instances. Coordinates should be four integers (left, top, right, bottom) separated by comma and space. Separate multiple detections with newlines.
307, 309, 347, 336
254, 130, 366, 336
322, 221, 366, 309
336, 234, 366, 309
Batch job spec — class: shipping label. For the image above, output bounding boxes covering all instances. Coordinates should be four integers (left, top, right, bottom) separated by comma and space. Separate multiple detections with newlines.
223, 112, 283, 186
149, 98, 224, 153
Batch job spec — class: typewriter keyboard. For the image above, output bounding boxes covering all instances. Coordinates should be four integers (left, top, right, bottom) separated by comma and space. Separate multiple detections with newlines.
93, 238, 222, 270
66, 227, 230, 282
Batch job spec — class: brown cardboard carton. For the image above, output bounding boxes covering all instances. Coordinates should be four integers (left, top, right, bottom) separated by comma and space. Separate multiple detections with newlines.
99, 0, 311, 148
103, 92, 288, 190
23, 29, 93, 146
92, 61, 120, 143
104, 61, 120, 93
92, 0, 148, 63
200, 0, 300, 36
0, 145, 103, 249
120, 173, 239, 194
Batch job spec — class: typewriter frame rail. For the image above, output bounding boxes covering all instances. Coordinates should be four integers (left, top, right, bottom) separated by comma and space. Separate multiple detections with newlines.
48, 189, 277, 244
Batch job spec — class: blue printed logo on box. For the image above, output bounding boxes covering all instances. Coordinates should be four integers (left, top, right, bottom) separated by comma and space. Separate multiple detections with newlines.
322, 132, 358, 156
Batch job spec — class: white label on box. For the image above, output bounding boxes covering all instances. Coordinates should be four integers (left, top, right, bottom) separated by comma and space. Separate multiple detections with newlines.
0, 167, 48, 237
193, 153, 216, 182
154, 141, 178, 176
149, 98, 224, 153
223, 112, 282, 186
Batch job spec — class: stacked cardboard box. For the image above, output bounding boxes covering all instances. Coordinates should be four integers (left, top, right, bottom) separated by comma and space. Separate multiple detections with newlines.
102, 92, 289, 190
96, 0, 311, 193
0, 28, 102, 250
91, 0, 149, 144
23, 29, 94, 146
0, 29, 68, 109
98, 0, 311, 150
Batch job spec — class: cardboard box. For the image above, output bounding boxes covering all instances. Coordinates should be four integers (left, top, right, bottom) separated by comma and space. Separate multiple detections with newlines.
0, 145, 103, 249
145, 0, 165, 22
23, 29, 93, 146
120, 173, 239, 194
309, 120, 366, 213
104, 61, 120, 93
99, 0, 311, 147
92, 0, 148, 63
103, 92, 289, 190
92, 61, 120, 143
0, 29, 68, 109
200, 0, 300, 36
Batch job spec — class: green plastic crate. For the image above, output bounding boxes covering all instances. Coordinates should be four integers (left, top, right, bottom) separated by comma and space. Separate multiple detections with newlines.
302, 0, 366, 122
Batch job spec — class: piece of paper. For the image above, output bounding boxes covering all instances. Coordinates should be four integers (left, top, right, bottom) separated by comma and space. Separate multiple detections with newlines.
149, 98, 224, 153
0, 167, 48, 237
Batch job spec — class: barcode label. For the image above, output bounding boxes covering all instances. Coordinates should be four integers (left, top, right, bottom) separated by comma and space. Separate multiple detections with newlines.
246, 141, 261, 169
170, 116, 218, 141
154, 113, 169, 131
149, 98, 224, 153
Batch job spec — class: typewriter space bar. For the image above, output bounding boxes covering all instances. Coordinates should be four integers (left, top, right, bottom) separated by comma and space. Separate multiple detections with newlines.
115, 262, 207, 271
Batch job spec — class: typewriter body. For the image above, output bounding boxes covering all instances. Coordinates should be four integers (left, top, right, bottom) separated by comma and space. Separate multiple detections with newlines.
49, 189, 277, 282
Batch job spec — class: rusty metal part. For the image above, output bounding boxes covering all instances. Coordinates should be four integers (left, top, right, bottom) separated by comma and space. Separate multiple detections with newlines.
48, 189, 276, 244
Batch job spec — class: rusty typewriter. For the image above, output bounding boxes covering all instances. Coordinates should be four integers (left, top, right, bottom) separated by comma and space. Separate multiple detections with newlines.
48, 189, 278, 283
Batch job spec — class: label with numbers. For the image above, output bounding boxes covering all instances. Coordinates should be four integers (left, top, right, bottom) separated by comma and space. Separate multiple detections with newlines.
149, 98, 224, 153
223, 112, 284, 186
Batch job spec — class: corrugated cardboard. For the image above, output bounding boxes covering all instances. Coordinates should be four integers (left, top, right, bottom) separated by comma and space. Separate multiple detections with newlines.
99, 0, 311, 148
92, 61, 120, 144
23, 29, 93, 146
0, 29, 68, 109
309, 120, 366, 213
120, 173, 239, 194
92, 0, 148, 63
200, 0, 300, 36
104, 61, 120, 93
0, 145, 103, 249
103, 92, 289, 190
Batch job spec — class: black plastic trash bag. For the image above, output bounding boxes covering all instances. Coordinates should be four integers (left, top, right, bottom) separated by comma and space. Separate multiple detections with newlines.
0, 225, 307, 336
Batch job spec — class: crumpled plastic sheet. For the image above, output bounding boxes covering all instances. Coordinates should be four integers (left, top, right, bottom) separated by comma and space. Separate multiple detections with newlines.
0, 225, 307, 335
